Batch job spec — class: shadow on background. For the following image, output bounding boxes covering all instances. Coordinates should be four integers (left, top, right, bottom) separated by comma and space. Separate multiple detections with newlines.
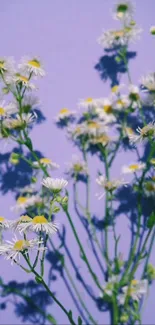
0, 48, 155, 325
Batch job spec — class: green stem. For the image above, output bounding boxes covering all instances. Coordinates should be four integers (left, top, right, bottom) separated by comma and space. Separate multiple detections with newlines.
62, 207, 104, 292
112, 295, 119, 325
141, 227, 155, 278
74, 181, 105, 264
98, 145, 111, 274
23, 254, 76, 325
120, 143, 155, 285
124, 228, 153, 307
49, 239, 97, 325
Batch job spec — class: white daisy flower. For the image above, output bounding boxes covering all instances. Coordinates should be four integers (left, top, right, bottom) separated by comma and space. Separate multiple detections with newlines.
0, 57, 15, 74
78, 97, 100, 111
14, 215, 58, 235
95, 98, 116, 123
70, 120, 108, 139
65, 155, 88, 177
118, 279, 148, 305
55, 108, 76, 122
0, 216, 10, 229
113, 1, 135, 21
128, 84, 140, 106
5, 73, 36, 90
11, 195, 42, 212
10, 215, 33, 231
33, 158, 59, 170
141, 73, 155, 93
129, 122, 155, 144
122, 162, 146, 174
42, 177, 68, 193
21, 112, 37, 125
0, 100, 17, 118
88, 133, 113, 146
19, 184, 36, 194
0, 235, 44, 264
18, 57, 45, 77
98, 26, 142, 49
99, 275, 120, 297
150, 26, 155, 35
4, 112, 35, 130
3, 112, 37, 129
122, 125, 136, 138
114, 95, 130, 110
96, 175, 127, 199
96, 109, 116, 124
144, 181, 155, 197
22, 95, 40, 109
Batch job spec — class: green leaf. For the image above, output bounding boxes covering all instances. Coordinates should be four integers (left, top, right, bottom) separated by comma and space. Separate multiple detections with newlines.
35, 276, 42, 284
25, 137, 33, 150
47, 314, 57, 325
147, 212, 155, 229
78, 316, 83, 325
68, 310, 73, 321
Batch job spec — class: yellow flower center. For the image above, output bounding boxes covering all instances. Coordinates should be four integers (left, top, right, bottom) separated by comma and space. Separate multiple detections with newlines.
152, 176, 155, 181
88, 121, 100, 129
74, 163, 83, 172
75, 126, 81, 134
10, 120, 23, 129
85, 98, 93, 103
112, 30, 125, 38
17, 197, 28, 204
28, 59, 41, 68
111, 85, 119, 93
105, 283, 113, 291
19, 215, 32, 222
0, 216, 5, 222
129, 164, 139, 171
141, 126, 154, 137
0, 61, 4, 69
95, 134, 110, 144
40, 158, 51, 164
128, 288, 136, 295
0, 107, 5, 115
104, 105, 113, 114
13, 239, 28, 251
32, 215, 48, 224
125, 127, 134, 135
16, 74, 29, 83
117, 99, 125, 107
59, 108, 69, 114
145, 182, 155, 191
131, 279, 138, 286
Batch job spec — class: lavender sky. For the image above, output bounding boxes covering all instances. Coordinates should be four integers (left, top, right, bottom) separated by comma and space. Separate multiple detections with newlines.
0, 0, 155, 324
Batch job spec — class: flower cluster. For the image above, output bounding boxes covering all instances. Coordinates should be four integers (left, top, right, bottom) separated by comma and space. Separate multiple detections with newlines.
0, 1, 155, 325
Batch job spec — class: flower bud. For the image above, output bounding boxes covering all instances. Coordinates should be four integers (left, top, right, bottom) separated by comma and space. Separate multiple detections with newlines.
150, 26, 155, 35
120, 314, 129, 323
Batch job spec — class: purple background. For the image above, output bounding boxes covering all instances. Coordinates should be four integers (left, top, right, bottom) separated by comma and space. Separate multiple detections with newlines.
0, 0, 155, 324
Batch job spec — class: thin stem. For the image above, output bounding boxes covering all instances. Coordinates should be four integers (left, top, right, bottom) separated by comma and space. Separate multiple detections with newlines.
23, 254, 76, 325
98, 145, 111, 274
62, 207, 104, 292
74, 181, 105, 264
141, 227, 155, 278
112, 295, 119, 325
124, 228, 153, 307
49, 239, 97, 325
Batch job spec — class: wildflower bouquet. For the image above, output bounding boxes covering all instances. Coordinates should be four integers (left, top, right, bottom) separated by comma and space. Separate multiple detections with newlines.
0, 1, 155, 324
